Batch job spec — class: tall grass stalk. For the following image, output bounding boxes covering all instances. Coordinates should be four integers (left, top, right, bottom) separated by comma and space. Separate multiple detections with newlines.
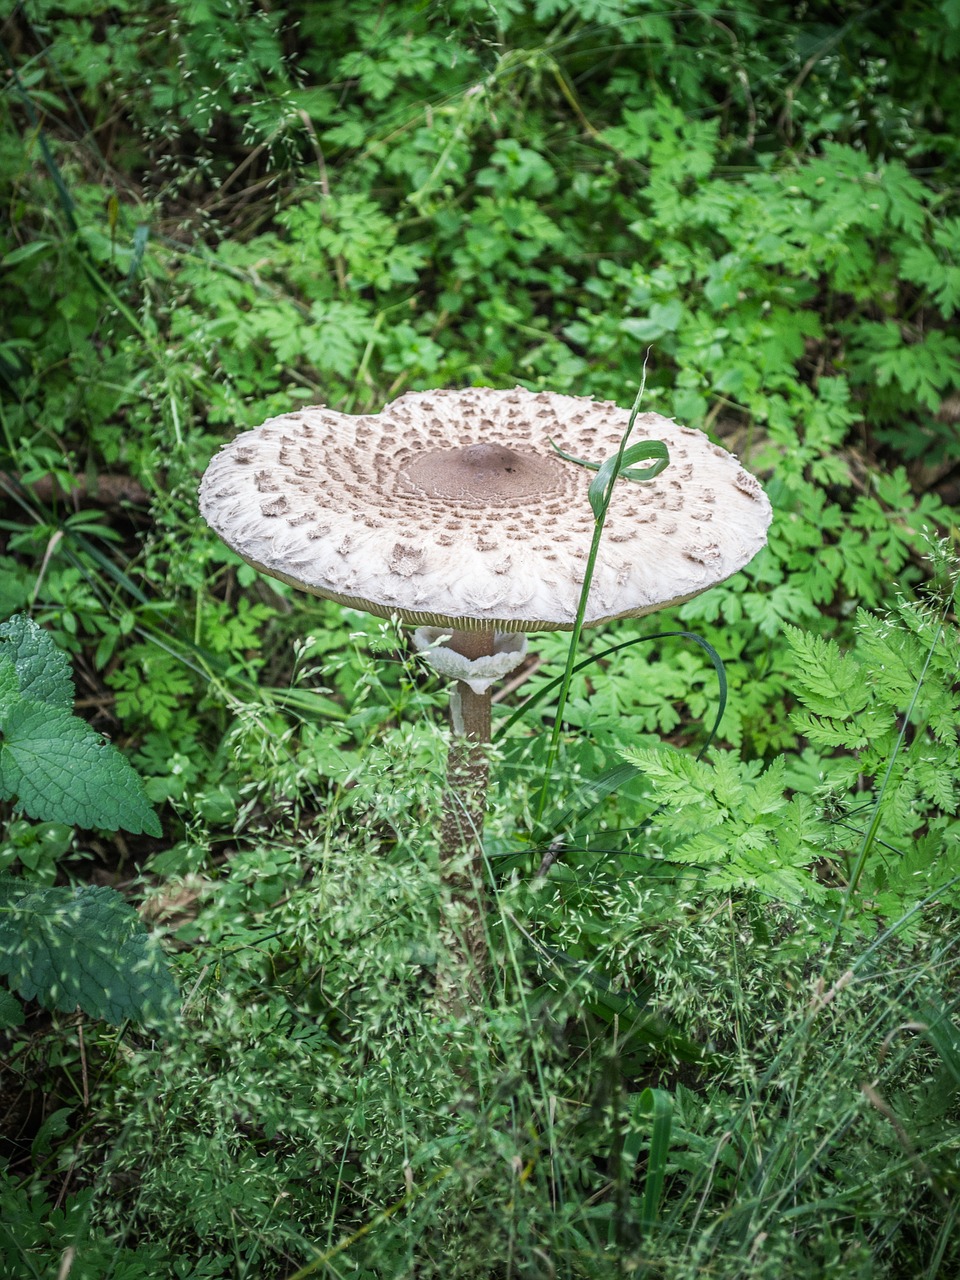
534, 362, 663, 825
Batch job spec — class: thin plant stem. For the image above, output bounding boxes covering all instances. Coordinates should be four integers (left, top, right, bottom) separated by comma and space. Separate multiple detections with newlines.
534, 361, 650, 825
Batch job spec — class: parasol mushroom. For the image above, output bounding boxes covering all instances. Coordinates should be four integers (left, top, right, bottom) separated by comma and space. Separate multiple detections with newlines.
198, 386, 773, 992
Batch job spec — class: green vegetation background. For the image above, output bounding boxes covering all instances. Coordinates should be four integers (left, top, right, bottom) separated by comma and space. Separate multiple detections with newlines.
1, 1, 960, 1277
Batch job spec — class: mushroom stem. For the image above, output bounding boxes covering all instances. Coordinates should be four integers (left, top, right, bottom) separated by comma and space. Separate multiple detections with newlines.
438, 629, 495, 1002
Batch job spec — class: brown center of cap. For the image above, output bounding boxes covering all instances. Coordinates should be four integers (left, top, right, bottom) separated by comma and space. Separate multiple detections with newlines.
398, 443, 563, 506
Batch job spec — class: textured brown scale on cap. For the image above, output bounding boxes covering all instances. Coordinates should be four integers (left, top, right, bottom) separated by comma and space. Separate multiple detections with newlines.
388, 544, 424, 576
686, 542, 722, 564
198, 386, 772, 631
735, 469, 764, 500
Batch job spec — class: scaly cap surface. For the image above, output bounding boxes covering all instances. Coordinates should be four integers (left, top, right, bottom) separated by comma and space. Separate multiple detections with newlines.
198, 386, 772, 631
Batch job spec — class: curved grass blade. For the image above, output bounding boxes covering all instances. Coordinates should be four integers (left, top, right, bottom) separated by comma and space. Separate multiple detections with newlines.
632, 1086, 674, 1232
549, 437, 670, 518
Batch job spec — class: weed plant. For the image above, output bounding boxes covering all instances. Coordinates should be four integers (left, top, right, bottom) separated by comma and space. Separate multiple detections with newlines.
1, 1, 960, 1276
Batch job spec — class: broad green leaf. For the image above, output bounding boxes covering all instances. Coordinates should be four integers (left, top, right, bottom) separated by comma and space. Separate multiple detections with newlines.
1, 240, 54, 267
0, 987, 24, 1030
0, 615, 74, 710
0, 879, 177, 1026
0, 703, 162, 836
0, 657, 18, 717
621, 299, 684, 341
31, 1106, 73, 1159
635, 1087, 673, 1231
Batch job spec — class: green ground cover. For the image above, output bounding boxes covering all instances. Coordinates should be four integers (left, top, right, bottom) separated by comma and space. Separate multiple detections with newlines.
1, 1, 960, 1275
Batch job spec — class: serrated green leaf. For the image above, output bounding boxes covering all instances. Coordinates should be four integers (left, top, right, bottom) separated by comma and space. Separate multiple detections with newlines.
710, 753, 749, 808
0, 615, 74, 710
783, 625, 872, 719
670, 829, 728, 864
0, 703, 162, 836
0, 986, 24, 1030
31, 1106, 73, 1159
0, 879, 177, 1026
0, 657, 18, 718
745, 756, 789, 818
791, 710, 871, 750
620, 745, 716, 811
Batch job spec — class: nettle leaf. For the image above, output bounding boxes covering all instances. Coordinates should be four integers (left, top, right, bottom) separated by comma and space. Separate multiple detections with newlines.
0, 878, 177, 1026
0, 614, 74, 709
0, 987, 24, 1031
0, 657, 18, 717
0, 703, 161, 836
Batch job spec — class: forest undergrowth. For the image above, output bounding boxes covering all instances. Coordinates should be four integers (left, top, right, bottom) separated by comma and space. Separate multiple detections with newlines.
1, 2, 960, 1277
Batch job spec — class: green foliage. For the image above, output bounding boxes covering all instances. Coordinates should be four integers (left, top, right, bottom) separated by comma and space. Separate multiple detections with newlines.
610, 588, 960, 928
621, 747, 829, 906
0, 615, 159, 834
0, 616, 173, 1028
0, 880, 177, 1027
3, 0, 960, 1275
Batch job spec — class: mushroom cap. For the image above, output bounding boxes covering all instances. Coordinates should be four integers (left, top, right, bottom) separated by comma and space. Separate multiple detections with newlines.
198, 387, 772, 632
